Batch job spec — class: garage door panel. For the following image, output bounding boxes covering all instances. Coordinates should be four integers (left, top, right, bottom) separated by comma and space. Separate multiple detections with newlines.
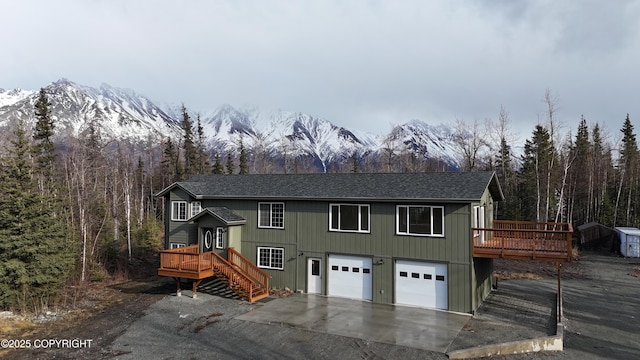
395, 260, 447, 310
328, 255, 372, 301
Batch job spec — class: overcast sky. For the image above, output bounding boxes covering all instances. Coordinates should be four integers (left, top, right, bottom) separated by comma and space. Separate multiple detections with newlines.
3, 0, 640, 140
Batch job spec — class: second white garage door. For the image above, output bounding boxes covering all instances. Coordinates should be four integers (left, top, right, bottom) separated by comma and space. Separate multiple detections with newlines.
395, 260, 448, 310
328, 254, 373, 301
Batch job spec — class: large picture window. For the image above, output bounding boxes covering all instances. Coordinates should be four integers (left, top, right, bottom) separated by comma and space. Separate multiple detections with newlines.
329, 204, 370, 233
171, 201, 188, 221
258, 202, 285, 229
257, 247, 284, 270
396, 205, 444, 236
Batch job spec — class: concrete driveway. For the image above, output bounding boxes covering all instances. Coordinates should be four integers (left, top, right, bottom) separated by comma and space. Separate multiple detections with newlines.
236, 294, 470, 353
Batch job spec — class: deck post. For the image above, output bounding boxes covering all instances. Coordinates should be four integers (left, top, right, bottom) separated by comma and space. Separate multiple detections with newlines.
192, 279, 203, 298
174, 277, 182, 297
556, 262, 561, 323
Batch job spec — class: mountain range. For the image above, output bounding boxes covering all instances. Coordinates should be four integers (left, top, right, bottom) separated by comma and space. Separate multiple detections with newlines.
0, 79, 461, 170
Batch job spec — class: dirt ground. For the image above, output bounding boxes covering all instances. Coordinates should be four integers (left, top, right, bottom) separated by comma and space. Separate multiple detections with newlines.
1, 250, 636, 359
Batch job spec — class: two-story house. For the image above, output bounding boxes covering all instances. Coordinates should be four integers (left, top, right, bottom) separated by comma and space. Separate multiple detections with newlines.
156, 171, 506, 314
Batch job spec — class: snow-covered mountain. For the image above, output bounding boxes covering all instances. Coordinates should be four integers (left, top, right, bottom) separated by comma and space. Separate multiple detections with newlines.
387, 120, 459, 167
0, 79, 181, 143
0, 79, 461, 169
0, 88, 35, 107
201, 105, 382, 172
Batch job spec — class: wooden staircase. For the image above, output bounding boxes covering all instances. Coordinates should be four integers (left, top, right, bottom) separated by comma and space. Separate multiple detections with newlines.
211, 248, 271, 302
158, 245, 271, 303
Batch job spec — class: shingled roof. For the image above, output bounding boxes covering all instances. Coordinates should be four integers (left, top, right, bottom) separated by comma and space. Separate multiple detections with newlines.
157, 172, 503, 203
188, 207, 246, 225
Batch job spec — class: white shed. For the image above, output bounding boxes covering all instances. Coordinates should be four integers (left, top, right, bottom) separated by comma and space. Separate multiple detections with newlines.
614, 227, 640, 258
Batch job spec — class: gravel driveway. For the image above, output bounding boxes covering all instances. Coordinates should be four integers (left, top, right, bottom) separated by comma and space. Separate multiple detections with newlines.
5, 251, 638, 360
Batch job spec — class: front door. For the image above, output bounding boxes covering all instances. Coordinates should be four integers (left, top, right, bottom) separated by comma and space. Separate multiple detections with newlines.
307, 257, 322, 294
202, 228, 214, 252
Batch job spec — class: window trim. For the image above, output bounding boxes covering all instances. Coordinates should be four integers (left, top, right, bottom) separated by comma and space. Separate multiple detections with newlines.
170, 242, 186, 249
396, 205, 445, 237
203, 229, 213, 250
215, 227, 225, 249
329, 203, 370, 233
257, 247, 285, 270
473, 205, 486, 243
171, 201, 188, 221
190, 201, 202, 218
258, 202, 285, 229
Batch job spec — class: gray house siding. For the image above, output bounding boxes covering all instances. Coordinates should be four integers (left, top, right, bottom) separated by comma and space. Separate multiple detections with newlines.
166, 189, 198, 248
164, 196, 480, 313
158, 172, 503, 314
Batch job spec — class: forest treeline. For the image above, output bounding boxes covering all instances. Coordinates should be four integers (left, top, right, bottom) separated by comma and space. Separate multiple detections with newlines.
0, 89, 638, 312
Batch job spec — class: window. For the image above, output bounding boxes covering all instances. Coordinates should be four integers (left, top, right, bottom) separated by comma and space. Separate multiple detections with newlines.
190, 201, 202, 217
258, 202, 285, 229
215, 227, 225, 249
473, 205, 485, 242
203, 229, 213, 250
396, 205, 444, 236
170, 243, 186, 249
257, 247, 284, 270
329, 204, 370, 233
171, 201, 188, 221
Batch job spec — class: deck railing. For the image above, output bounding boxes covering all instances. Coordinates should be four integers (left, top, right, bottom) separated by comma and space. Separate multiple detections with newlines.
210, 251, 268, 303
472, 220, 573, 262
159, 245, 213, 275
227, 247, 270, 293
157, 245, 269, 302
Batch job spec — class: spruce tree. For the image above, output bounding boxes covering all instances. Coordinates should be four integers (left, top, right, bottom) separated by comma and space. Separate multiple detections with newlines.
212, 153, 224, 174
572, 117, 591, 224
495, 137, 518, 219
239, 139, 249, 175
520, 125, 555, 222
195, 114, 211, 174
180, 105, 197, 177
160, 138, 181, 184
226, 153, 235, 174
616, 114, 639, 226
0, 121, 74, 311
32, 88, 56, 190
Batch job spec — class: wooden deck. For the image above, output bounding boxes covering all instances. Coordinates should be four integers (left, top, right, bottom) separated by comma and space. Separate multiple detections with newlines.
158, 245, 270, 302
472, 220, 573, 262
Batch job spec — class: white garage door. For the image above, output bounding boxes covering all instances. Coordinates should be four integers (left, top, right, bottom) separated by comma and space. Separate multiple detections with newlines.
395, 260, 448, 310
328, 254, 373, 301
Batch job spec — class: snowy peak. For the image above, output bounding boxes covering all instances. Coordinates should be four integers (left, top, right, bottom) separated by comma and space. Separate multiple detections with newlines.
0, 79, 181, 143
389, 120, 459, 167
0, 88, 35, 107
205, 104, 256, 137
202, 106, 378, 170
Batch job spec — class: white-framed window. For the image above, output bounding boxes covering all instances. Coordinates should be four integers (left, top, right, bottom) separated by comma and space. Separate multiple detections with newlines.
170, 242, 186, 249
396, 205, 444, 237
257, 247, 284, 270
329, 204, 370, 233
473, 205, 485, 242
215, 227, 225, 249
258, 202, 285, 229
171, 201, 188, 221
190, 201, 202, 217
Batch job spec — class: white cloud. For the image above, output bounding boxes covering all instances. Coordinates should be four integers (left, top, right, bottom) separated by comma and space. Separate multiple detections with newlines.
2, 0, 640, 138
